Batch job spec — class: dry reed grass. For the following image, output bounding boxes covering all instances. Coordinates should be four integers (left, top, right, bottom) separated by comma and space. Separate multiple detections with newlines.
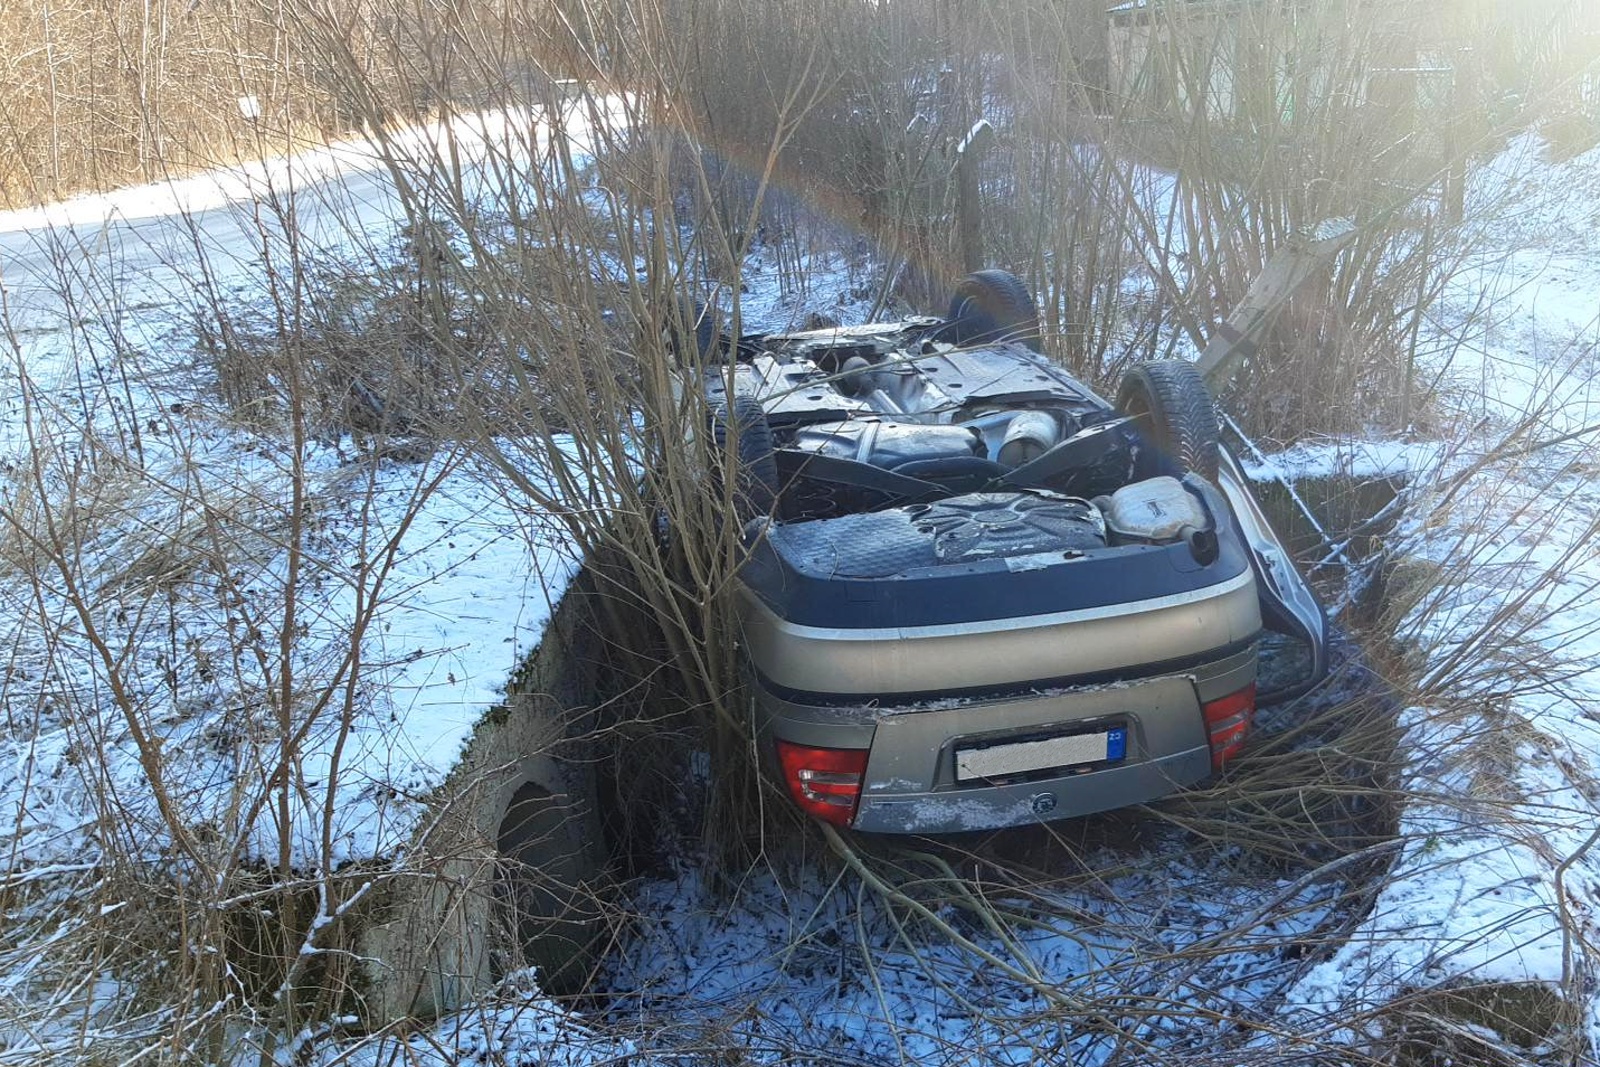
1, 0, 1598, 1064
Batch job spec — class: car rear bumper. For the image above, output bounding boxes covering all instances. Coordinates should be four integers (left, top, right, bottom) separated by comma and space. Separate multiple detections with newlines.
755, 644, 1257, 834
852, 744, 1212, 833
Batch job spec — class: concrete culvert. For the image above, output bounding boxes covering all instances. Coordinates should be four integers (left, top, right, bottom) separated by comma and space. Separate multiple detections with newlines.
494, 778, 605, 994
354, 583, 612, 1022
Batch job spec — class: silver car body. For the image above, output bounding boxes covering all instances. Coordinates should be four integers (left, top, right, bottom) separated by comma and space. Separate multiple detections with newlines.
713, 317, 1324, 833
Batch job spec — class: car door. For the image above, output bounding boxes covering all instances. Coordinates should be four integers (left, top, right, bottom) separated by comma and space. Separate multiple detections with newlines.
1215, 447, 1329, 699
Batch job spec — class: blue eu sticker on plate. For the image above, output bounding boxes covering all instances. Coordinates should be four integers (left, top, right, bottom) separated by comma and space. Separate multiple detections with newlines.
1106, 726, 1127, 762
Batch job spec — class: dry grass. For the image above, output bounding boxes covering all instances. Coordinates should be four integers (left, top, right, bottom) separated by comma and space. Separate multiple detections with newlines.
1, 1, 1599, 1065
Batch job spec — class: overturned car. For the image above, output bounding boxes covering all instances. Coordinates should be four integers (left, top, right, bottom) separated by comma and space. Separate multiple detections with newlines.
692, 270, 1326, 834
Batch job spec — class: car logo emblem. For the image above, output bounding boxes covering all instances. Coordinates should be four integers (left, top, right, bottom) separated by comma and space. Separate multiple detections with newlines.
1031, 792, 1057, 815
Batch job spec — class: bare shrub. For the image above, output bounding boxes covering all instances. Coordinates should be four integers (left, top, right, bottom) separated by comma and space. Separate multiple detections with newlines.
4, 1, 1600, 1064
643, 0, 1600, 444
0, 202, 586, 1059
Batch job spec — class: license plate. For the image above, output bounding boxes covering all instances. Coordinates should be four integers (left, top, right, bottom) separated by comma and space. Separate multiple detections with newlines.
955, 726, 1127, 782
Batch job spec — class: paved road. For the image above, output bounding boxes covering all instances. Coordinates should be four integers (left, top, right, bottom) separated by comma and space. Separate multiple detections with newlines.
0, 145, 402, 325
0, 99, 619, 454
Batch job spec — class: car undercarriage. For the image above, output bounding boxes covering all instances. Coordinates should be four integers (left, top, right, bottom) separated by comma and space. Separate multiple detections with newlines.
684, 271, 1326, 833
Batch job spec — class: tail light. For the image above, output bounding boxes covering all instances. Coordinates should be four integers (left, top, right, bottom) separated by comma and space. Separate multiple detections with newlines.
1202, 683, 1256, 769
775, 740, 869, 827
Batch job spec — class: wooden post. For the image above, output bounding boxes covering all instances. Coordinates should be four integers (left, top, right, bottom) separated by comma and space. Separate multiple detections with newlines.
1443, 48, 1471, 225
955, 118, 994, 275
1195, 219, 1356, 392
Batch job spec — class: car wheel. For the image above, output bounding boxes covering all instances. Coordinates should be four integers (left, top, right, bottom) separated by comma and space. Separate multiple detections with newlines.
707, 388, 779, 519
946, 269, 1042, 352
662, 296, 718, 364
1115, 360, 1221, 482
494, 781, 604, 994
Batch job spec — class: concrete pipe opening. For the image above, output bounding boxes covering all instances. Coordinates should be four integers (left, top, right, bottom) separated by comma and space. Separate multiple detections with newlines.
494, 780, 605, 994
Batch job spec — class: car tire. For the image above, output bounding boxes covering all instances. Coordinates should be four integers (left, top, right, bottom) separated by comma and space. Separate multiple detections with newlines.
663, 296, 718, 364
946, 269, 1043, 352
707, 388, 779, 519
1115, 360, 1221, 482
494, 781, 604, 994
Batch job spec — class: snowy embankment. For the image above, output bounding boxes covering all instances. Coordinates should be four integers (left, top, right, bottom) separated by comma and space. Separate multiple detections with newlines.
1262, 133, 1600, 1053
0, 100, 625, 873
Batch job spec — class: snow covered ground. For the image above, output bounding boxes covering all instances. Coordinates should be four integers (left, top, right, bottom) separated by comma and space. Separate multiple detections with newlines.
0, 100, 634, 1063
4, 106, 1600, 1065
605, 826, 1360, 1063
591, 136, 1600, 1066
1274, 135, 1600, 1058
0, 99, 633, 873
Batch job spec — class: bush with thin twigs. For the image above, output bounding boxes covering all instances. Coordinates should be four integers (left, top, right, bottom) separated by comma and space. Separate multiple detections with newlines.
651, 0, 1600, 444
3, 1, 1600, 1065
0, 155, 638, 1056
0, 21, 826, 1049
